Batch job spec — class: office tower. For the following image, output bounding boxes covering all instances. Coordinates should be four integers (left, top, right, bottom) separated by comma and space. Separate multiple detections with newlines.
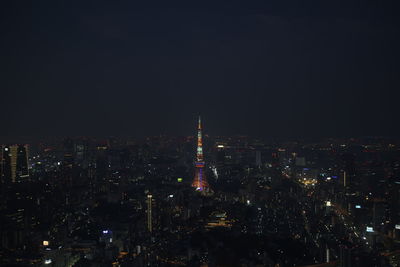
342, 153, 356, 189
147, 194, 153, 233
1, 145, 29, 183
255, 150, 261, 167
192, 116, 209, 191
75, 139, 89, 168
16, 145, 29, 179
1, 146, 11, 183
63, 138, 74, 167
373, 200, 386, 229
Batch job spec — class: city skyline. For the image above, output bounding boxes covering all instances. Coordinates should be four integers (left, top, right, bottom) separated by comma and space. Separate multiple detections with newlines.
1, 1, 400, 266
2, 131, 400, 265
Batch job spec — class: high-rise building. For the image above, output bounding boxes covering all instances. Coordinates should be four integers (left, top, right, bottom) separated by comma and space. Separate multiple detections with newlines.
16, 145, 29, 179
147, 194, 153, 233
1, 146, 11, 183
63, 138, 74, 167
1, 145, 29, 183
255, 150, 262, 167
192, 116, 209, 191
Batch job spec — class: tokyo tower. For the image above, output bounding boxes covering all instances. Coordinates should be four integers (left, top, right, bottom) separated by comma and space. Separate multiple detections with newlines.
192, 116, 209, 191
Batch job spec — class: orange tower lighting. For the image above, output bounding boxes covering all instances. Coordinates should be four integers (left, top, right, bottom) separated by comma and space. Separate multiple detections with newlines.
192, 116, 209, 191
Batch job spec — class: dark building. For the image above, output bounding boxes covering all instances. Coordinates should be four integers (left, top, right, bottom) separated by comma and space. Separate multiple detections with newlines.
1, 145, 29, 183
16, 145, 29, 179
1, 146, 12, 184
63, 138, 75, 167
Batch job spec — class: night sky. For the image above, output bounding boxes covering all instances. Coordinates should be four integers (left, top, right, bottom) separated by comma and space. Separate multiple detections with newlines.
1, 1, 400, 140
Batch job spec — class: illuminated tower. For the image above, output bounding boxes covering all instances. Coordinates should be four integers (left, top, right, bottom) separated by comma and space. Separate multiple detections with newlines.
192, 116, 209, 191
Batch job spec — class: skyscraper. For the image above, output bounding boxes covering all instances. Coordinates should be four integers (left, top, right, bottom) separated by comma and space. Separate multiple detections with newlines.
2, 145, 12, 183
147, 194, 153, 233
16, 145, 29, 179
1, 145, 29, 183
63, 138, 74, 167
255, 150, 262, 167
192, 116, 209, 191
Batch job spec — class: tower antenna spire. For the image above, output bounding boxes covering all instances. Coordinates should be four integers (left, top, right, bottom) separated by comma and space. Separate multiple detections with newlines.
198, 115, 201, 129
192, 115, 208, 191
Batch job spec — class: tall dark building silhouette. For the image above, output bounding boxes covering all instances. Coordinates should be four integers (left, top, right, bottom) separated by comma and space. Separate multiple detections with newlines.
63, 138, 75, 167
147, 194, 153, 233
342, 153, 356, 190
1, 146, 12, 183
1, 145, 29, 183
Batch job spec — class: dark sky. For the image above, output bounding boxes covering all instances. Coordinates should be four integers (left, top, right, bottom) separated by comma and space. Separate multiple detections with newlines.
1, 1, 400, 140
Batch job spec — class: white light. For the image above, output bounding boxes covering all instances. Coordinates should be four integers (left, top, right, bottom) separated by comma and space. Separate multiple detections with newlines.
217, 145, 224, 148
57, 162, 61, 166
355, 205, 361, 209
43, 240, 49, 246
326, 201, 332, 207
45, 259, 52, 264
366, 226, 374, 232
326, 177, 331, 180
247, 200, 251, 205
4, 147, 8, 151
169, 194, 174, 198
396, 225, 400, 230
